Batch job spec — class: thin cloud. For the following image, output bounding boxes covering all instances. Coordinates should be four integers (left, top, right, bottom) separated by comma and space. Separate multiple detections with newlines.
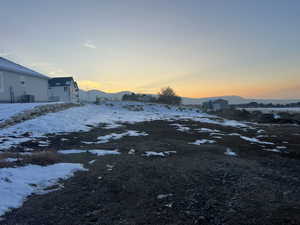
83, 40, 96, 49
77, 80, 102, 90
30, 62, 70, 76
49, 69, 69, 76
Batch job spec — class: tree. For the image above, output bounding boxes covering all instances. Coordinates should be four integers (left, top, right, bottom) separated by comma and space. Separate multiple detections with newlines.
157, 87, 182, 105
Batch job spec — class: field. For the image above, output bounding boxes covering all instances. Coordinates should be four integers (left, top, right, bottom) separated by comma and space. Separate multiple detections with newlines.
239, 107, 300, 114
0, 102, 300, 225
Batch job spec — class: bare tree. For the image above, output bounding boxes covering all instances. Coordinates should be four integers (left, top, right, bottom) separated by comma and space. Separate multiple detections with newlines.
157, 87, 182, 105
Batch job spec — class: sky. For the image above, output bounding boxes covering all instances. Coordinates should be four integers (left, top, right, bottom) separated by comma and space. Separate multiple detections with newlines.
0, 0, 299, 99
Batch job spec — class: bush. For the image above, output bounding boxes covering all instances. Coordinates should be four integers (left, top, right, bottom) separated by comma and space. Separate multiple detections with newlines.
157, 87, 182, 105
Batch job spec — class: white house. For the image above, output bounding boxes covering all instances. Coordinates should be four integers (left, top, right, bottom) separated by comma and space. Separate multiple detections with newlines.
0, 57, 50, 103
48, 77, 79, 103
202, 99, 230, 112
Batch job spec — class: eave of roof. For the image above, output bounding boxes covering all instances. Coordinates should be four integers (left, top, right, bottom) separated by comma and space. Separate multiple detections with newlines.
0, 57, 49, 80
48, 77, 74, 87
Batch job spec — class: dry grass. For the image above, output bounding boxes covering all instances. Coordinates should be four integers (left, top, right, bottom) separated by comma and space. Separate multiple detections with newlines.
22, 152, 61, 166
0, 152, 21, 168
0, 151, 61, 167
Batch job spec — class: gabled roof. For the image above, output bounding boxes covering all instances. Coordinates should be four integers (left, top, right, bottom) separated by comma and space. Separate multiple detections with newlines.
0, 57, 49, 80
48, 77, 74, 87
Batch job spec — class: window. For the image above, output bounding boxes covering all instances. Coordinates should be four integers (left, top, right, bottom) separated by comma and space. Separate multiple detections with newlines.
20, 76, 26, 86
0, 71, 4, 93
64, 86, 68, 92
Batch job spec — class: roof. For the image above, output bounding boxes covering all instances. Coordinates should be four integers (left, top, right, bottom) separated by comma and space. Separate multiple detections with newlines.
0, 57, 49, 80
48, 77, 74, 87
212, 99, 228, 104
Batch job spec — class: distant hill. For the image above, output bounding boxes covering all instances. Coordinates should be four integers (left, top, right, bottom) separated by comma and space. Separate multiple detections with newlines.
79, 90, 300, 105
182, 95, 300, 105
79, 90, 133, 102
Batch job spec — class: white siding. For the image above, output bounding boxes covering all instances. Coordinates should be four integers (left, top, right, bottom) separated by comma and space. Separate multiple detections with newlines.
0, 70, 49, 102
49, 80, 79, 103
49, 86, 71, 102
0, 71, 4, 93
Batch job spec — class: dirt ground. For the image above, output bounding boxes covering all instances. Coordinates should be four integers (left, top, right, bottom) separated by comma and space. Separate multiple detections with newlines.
1, 119, 300, 225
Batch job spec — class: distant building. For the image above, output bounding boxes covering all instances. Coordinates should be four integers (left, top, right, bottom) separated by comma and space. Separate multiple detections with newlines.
48, 77, 79, 103
202, 99, 229, 111
0, 57, 50, 103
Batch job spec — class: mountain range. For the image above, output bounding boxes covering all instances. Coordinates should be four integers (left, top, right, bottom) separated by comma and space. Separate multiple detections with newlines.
79, 89, 300, 105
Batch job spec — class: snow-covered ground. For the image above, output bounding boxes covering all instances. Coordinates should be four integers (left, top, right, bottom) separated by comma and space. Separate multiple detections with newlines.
0, 163, 86, 217
0, 102, 62, 123
239, 107, 300, 114
0, 101, 249, 151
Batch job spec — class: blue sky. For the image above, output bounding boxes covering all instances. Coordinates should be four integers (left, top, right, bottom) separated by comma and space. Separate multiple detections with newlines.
1, 0, 299, 98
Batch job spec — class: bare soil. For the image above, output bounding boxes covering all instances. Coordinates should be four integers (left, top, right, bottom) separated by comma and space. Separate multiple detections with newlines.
1, 119, 300, 225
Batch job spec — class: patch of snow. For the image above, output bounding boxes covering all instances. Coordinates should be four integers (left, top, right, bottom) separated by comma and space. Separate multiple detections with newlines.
164, 151, 177, 155
227, 133, 241, 136
224, 148, 237, 156
197, 128, 220, 133
273, 114, 281, 119
276, 146, 287, 150
170, 123, 190, 132
89, 160, 96, 164
165, 203, 173, 208
0, 158, 19, 163
0, 137, 32, 150
18, 152, 33, 156
209, 132, 224, 136
128, 149, 135, 154
157, 193, 173, 199
189, 139, 216, 145
38, 140, 49, 147
97, 130, 148, 144
103, 123, 122, 129
57, 149, 120, 156
212, 136, 223, 139
24, 147, 34, 152
0, 163, 86, 216
144, 151, 165, 157
106, 164, 114, 171
81, 141, 96, 145
239, 136, 274, 145
0, 102, 61, 123
262, 148, 281, 153
256, 135, 268, 138
57, 149, 88, 154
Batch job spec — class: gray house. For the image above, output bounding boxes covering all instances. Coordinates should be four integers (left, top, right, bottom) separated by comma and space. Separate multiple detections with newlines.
48, 77, 79, 103
0, 57, 50, 103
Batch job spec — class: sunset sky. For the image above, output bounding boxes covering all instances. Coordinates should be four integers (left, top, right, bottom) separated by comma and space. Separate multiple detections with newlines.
1, 0, 299, 99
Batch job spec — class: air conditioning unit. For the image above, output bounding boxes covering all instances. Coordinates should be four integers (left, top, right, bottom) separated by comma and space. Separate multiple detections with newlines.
20, 95, 35, 103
